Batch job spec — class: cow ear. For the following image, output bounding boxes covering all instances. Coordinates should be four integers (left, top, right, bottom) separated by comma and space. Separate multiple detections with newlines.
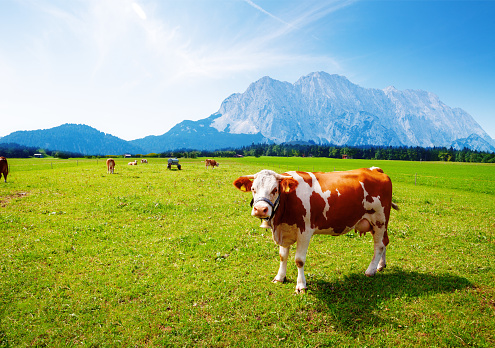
280, 177, 298, 193
233, 177, 253, 192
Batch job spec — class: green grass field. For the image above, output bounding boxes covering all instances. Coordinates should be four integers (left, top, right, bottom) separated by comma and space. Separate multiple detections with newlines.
1, 157, 494, 347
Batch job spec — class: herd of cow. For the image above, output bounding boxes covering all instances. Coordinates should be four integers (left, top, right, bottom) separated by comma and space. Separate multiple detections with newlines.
104, 158, 220, 174
2, 154, 398, 293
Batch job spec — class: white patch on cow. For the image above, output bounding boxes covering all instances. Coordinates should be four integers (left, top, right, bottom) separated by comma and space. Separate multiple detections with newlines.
336, 188, 341, 197
286, 171, 312, 231
369, 166, 381, 171
360, 182, 386, 227
288, 171, 332, 229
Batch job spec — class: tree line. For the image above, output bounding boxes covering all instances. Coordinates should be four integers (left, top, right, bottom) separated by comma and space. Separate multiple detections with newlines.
2, 142, 495, 163
163, 143, 495, 163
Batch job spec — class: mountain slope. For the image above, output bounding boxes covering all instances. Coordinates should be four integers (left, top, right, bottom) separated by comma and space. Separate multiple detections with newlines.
210, 71, 493, 149
0, 124, 144, 156
130, 114, 267, 153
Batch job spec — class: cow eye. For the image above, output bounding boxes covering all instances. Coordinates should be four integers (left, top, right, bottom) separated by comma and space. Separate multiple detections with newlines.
271, 188, 278, 195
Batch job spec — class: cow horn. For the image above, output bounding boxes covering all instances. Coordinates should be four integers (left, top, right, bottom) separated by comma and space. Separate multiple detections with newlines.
242, 174, 256, 179
275, 173, 292, 180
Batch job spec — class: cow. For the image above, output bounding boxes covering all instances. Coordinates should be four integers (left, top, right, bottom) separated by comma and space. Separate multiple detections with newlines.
205, 159, 219, 169
0, 157, 8, 183
128, 160, 137, 165
106, 158, 116, 174
233, 167, 398, 293
141, 159, 148, 164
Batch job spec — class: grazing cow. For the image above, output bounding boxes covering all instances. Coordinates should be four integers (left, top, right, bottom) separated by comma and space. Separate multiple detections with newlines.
128, 160, 137, 165
141, 159, 148, 164
205, 159, 219, 169
106, 158, 116, 174
233, 167, 398, 293
0, 157, 8, 182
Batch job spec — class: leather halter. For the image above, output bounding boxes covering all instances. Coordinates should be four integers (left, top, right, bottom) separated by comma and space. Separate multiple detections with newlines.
250, 193, 281, 222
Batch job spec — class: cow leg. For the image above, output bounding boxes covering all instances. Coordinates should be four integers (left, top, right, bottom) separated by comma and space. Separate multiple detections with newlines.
377, 248, 386, 272
365, 226, 387, 277
273, 245, 290, 283
294, 236, 312, 293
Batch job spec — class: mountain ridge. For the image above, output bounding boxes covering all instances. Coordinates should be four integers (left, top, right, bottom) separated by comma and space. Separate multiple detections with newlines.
1, 72, 494, 154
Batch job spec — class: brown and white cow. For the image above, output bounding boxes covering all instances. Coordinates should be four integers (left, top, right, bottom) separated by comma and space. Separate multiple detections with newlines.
205, 159, 219, 169
141, 159, 148, 164
0, 157, 8, 182
106, 158, 116, 174
233, 167, 398, 293
128, 160, 137, 165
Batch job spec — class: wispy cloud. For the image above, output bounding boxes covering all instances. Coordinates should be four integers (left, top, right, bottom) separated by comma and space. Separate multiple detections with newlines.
242, 0, 297, 29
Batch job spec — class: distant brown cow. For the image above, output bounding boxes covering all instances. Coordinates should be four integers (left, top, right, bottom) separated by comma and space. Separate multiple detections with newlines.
205, 159, 219, 169
106, 158, 116, 174
0, 157, 8, 182
141, 159, 148, 164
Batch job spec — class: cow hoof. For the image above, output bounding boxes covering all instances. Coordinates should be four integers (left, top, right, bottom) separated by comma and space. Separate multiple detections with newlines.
365, 270, 377, 277
377, 264, 387, 272
295, 287, 307, 294
272, 277, 286, 284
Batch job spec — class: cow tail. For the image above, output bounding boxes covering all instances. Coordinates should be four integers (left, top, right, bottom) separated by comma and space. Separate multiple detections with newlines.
391, 202, 399, 211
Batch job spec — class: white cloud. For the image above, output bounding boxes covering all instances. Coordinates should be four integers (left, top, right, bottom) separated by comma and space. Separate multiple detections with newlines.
131, 2, 147, 20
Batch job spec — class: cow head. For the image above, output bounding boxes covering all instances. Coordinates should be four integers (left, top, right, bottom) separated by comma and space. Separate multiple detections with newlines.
233, 170, 298, 220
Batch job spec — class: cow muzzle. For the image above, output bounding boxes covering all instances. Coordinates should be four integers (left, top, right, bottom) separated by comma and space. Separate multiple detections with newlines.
251, 197, 273, 218
250, 196, 280, 228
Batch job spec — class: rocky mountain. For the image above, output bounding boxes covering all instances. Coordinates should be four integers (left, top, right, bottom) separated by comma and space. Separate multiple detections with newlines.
208, 72, 493, 150
450, 134, 495, 153
0, 124, 144, 156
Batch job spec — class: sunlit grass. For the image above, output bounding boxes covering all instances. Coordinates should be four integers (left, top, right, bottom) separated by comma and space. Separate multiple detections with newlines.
1, 157, 494, 347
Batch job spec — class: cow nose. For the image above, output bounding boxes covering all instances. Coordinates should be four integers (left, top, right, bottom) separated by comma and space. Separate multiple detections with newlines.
253, 205, 269, 217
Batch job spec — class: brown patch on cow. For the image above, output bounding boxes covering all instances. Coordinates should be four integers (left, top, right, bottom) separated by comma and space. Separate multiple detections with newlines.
376, 221, 385, 229
366, 208, 376, 214
382, 230, 389, 246
309, 191, 327, 230
295, 259, 304, 268
320, 177, 367, 235
274, 191, 306, 233
1, 192, 28, 207
297, 171, 313, 187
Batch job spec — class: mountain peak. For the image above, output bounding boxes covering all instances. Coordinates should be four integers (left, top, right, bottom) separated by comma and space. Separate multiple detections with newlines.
210, 71, 493, 150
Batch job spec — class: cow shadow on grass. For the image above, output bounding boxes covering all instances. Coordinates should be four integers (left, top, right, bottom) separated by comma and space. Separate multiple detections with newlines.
309, 268, 472, 335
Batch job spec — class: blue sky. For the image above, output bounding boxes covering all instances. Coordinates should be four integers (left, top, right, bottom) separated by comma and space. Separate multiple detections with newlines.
1, 0, 494, 140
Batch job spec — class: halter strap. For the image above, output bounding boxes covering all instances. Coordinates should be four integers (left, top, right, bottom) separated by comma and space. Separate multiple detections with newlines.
251, 194, 281, 222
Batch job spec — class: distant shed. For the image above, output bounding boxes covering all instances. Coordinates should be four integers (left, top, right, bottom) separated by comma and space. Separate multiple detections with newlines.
34, 154, 43, 158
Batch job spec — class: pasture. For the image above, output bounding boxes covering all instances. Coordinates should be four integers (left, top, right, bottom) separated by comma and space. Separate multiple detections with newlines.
1, 157, 494, 347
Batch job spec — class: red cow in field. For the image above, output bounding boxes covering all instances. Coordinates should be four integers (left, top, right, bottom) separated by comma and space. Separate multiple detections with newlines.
128, 160, 137, 165
141, 159, 148, 164
106, 158, 116, 174
233, 167, 398, 293
0, 157, 8, 182
205, 159, 219, 169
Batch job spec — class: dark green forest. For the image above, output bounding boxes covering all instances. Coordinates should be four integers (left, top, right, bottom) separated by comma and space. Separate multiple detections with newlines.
167, 143, 495, 163
1, 142, 494, 163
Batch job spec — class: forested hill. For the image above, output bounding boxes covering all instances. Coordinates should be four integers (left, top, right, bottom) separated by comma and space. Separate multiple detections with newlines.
0, 124, 144, 156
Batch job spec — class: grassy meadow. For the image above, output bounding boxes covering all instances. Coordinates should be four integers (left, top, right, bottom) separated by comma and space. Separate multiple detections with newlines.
1, 157, 494, 347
